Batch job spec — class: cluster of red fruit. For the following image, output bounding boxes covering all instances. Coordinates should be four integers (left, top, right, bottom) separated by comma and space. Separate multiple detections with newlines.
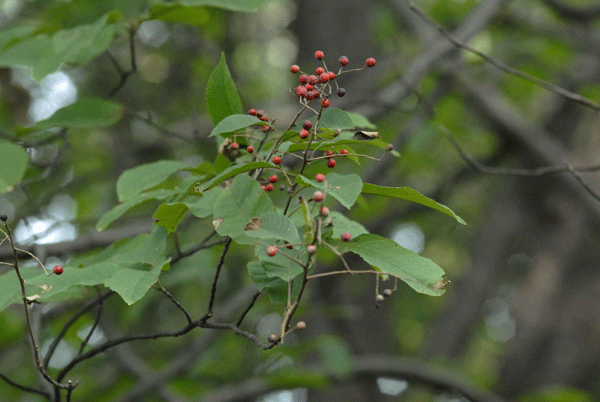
290, 51, 376, 108
266, 231, 351, 257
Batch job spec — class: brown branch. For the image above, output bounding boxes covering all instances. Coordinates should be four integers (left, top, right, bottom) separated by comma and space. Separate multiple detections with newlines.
0, 372, 51, 400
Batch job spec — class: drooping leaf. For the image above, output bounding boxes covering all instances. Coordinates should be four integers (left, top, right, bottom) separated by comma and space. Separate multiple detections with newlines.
246, 260, 302, 304
104, 260, 168, 305
199, 161, 273, 191
245, 211, 301, 244
317, 108, 355, 130
206, 52, 243, 125
19, 99, 124, 134
180, 0, 268, 12
297, 173, 363, 209
339, 233, 446, 296
96, 189, 178, 231
361, 183, 466, 225
0, 141, 28, 193
183, 187, 223, 218
209, 114, 265, 137
107, 226, 168, 267
328, 211, 369, 238
212, 174, 274, 244
116, 160, 185, 202
153, 203, 189, 233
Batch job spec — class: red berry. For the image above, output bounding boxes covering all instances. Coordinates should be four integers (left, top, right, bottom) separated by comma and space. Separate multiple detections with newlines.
299, 129, 310, 139
256, 109, 265, 118
260, 115, 269, 122
266, 183, 274, 191
320, 206, 329, 217
320, 98, 330, 108
286, 242, 293, 249
341, 232, 351, 242
306, 244, 317, 255
366, 57, 376, 67
307, 75, 318, 85
341, 149, 348, 156
328, 71, 335, 80
269, 174, 278, 183
53, 265, 63, 275
267, 246, 277, 257
230, 142, 239, 150
302, 120, 312, 130
319, 72, 329, 83
248, 108, 257, 116
262, 125, 270, 133
290, 64, 300, 73
315, 50, 324, 60
312, 191, 324, 202
327, 158, 336, 168
325, 150, 333, 156
305, 83, 314, 91
299, 74, 308, 84
247, 145, 254, 153
339, 56, 349, 66
272, 156, 282, 165
337, 88, 346, 97
315, 67, 325, 75
315, 173, 325, 182
296, 85, 307, 97
262, 185, 267, 191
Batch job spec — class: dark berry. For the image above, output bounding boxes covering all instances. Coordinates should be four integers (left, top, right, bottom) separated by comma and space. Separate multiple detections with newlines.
315, 67, 325, 75
312, 191, 324, 202
315, 50, 324, 60
286, 242, 294, 250
0, 214, 7, 222
341, 232, 351, 242
269, 174, 278, 183
247, 145, 254, 153
366, 57, 376, 67
327, 158, 336, 168
299, 129, 310, 139
315, 173, 325, 182
290, 64, 300, 73
267, 246, 277, 257
53, 265, 64, 275
337, 88, 346, 97
248, 108, 257, 116
340, 149, 348, 156
302, 120, 312, 130
320, 98, 330, 108
298, 74, 308, 84
339, 56, 349, 66
272, 156, 282, 165
230, 142, 239, 150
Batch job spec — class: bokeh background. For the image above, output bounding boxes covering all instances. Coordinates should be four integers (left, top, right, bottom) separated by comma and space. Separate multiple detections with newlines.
1, 0, 600, 401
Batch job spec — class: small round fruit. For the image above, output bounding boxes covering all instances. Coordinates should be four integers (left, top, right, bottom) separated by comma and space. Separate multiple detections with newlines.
320, 98, 330, 108
272, 156, 282, 165
327, 158, 336, 168
328, 71, 336, 80
315, 50, 324, 60
341, 232, 351, 242
248, 108, 257, 116
268, 334, 278, 343
339, 55, 349, 66
306, 244, 317, 255
269, 174, 278, 183
286, 242, 293, 250
266, 246, 277, 257
307, 75, 318, 85
0, 214, 7, 222
256, 109, 265, 118
299, 129, 310, 139
230, 142, 239, 150
299, 74, 308, 84
312, 191, 324, 202
325, 150, 333, 156
296, 85, 307, 97
53, 265, 64, 275
247, 145, 254, 153
315, 173, 325, 182
315, 67, 325, 75
296, 321, 307, 330
366, 57, 376, 67
376, 294, 385, 303
383, 289, 392, 297
337, 88, 346, 97
340, 149, 348, 156
265, 183, 274, 191
290, 64, 300, 73
261, 185, 267, 191
386, 143, 394, 152
319, 72, 329, 83
320, 206, 329, 217
302, 120, 312, 130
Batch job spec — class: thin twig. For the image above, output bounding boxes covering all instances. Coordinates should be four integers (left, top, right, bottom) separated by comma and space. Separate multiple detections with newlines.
565, 162, 600, 203
108, 23, 137, 97
157, 282, 192, 324
206, 237, 232, 318
409, 1, 600, 111
235, 290, 262, 327
0, 372, 51, 399
78, 287, 106, 355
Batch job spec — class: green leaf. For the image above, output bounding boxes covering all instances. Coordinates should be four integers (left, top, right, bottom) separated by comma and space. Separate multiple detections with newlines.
117, 160, 185, 202
180, 0, 268, 12
346, 111, 376, 129
96, 189, 178, 231
340, 234, 446, 296
206, 52, 243, 125
0, 141, 28, 193
361, 183, 466, 225
255, 239, 307, 281
212, 174, 274, 244
148, 4, 210, 26
0, 36, 52, 68
108, 227, 168, 267
297, 173, 363, 209
318, 108, 355, 130
183, 187, 223, 218
19, 99, 124, 134
247, 260, 302, 304
328, 211, 369, 238
0, 25, 36, 49
209, 114, 264, 137
199, 161, 273, 191
104, 260, 168, 305
153, 203, 188, 233
245, 211, 301, 244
